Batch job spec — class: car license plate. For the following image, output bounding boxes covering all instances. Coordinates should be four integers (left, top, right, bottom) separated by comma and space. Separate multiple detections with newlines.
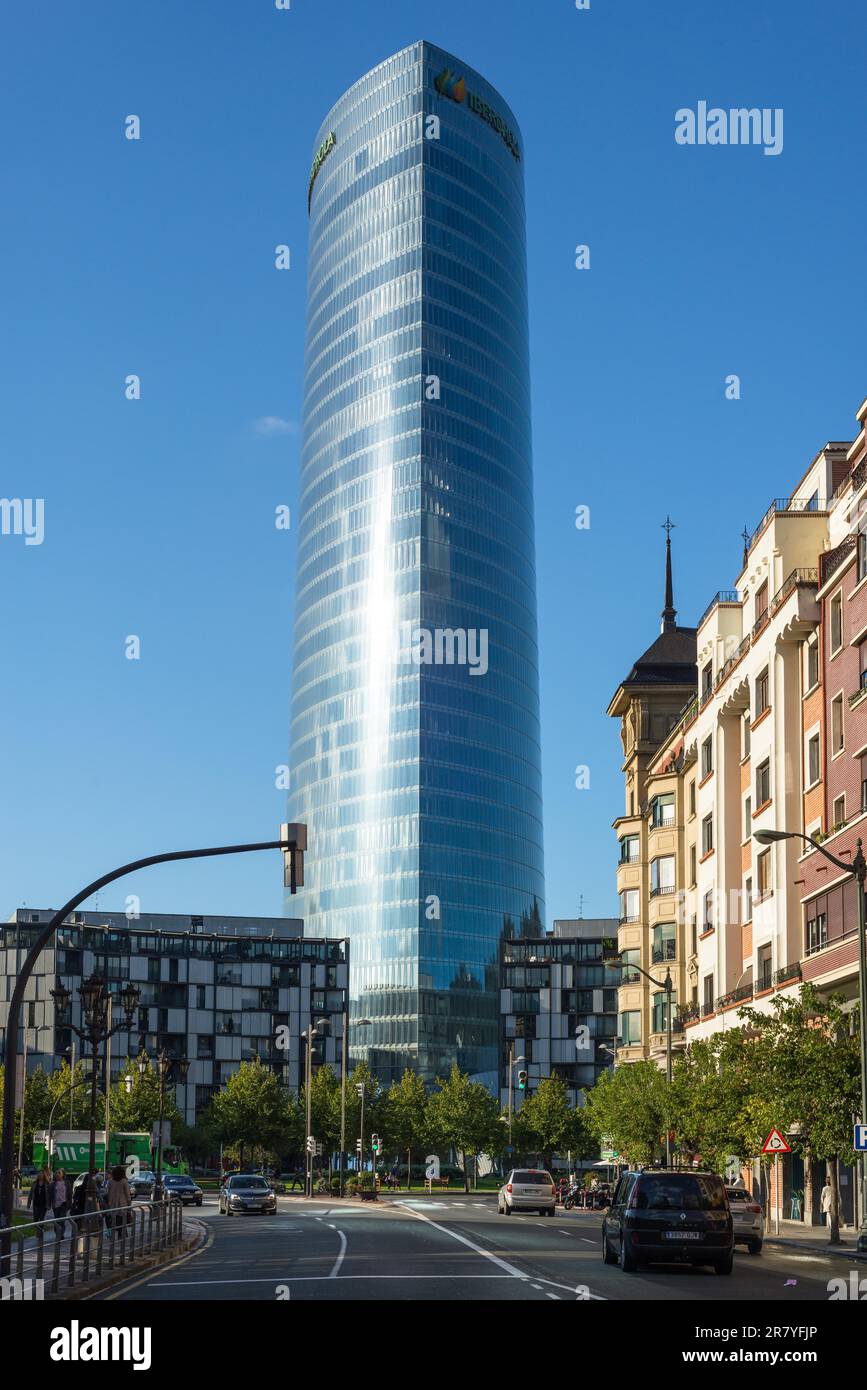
665, 1230, 701, 1239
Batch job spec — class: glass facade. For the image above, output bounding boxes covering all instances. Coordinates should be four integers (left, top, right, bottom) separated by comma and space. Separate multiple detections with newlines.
288, 42, 544, 1088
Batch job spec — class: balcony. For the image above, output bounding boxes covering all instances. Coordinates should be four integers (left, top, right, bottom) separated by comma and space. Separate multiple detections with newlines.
619, 913, 640, 925
701, 1000, 716, 1018
677, 1003, 700, 1026
820, 534, 857, 587
697, 590, 740, 631
714, 635, 750, 693
650, 884, 677, 900
769, 567, 818, 618
744, 496, 828, 557
716, 982, 754, 1011
774, 960, 802, 986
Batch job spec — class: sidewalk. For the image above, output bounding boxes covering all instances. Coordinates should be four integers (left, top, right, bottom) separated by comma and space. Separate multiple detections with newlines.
763, 1219, 867, 1262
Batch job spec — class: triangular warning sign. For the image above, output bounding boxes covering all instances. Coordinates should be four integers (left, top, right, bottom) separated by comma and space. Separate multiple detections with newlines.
761, 1128, 791, 1154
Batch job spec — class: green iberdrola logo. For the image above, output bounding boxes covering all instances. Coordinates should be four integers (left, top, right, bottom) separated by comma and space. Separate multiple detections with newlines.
308, 130, 336, 212
434, 69, 466, 103
433, 68, 520, 161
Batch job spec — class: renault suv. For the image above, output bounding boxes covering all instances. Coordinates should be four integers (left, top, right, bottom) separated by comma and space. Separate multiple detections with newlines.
498, 1169, 557, 1216
602, 1170, 733, 1274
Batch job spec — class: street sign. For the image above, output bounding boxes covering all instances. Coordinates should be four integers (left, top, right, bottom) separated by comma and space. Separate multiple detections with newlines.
761, 1128, 791, 1155
854, 1124, 867, 1152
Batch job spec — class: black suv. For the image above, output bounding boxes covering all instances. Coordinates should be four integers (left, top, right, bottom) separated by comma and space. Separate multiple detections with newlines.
602, 1170, 734, 1274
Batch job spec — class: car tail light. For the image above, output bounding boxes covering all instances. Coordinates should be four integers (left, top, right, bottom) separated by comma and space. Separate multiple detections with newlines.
551, 1186, 556, 1197
506, 1183, 512, 1193
748, 1202, 761, 1213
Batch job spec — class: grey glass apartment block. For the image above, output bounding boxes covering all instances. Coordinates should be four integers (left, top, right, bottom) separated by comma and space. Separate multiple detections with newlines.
1, 910, 348, 1126
289, 42, 545, 1089
500, 920, 620, 1109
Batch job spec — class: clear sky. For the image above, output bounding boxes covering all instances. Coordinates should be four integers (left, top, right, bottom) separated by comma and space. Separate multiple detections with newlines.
2, 0, 865, 927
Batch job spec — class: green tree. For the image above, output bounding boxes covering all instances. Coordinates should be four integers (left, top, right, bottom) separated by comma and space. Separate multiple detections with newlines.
384, 1068, 429, 1186
516, 1077, 593, 1170
302, 1064, 342, 1155
583, 1060, 669, 1166
736, 985, 861, 1241
426, 1064, 501, 1192
46, 1059, 94, 1131
669, 1031, 761, 1174
209, 1059, 293, 1168
107, 1056, 182, 1136
343, 1061, 385, 1162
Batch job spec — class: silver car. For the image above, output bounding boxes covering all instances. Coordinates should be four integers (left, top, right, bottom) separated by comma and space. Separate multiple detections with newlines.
498, 1168, 557, 1216
726, 1185, 763, 1253
219, 1174, 277, 1215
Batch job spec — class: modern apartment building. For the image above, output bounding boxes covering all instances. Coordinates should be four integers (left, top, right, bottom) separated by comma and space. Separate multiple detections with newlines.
607, 535, 697, 1062
288, 43, 545, 1088
499, 919, 620, 1111
0, 910, 349, 1126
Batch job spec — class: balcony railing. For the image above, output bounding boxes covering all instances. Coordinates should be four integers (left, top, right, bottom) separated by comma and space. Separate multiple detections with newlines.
716, 982, 754, 1010
714, 635, 750, 692
820, 534, 857, 586
697, 589, 740, 631
744, 496, 828, 557
701, 1000, 716, 1017
677, 1003, 700, 1025
619, 913, 640, 925
774, 960, 802, 986
650, 884, 677, 898
768, 567, 818, 618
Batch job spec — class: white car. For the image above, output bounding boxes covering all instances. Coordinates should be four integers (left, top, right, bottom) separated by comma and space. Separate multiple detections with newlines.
726, 1185, 763, 1253
498, 1168, 557, 1216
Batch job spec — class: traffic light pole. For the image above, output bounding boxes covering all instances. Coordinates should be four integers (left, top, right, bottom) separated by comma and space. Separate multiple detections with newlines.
0, 829, 305, 1277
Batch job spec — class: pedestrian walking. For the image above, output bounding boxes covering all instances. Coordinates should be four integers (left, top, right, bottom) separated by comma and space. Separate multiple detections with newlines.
820, 1180, 833, 1227
105, 1165, 133, 1231
27, 1168, 51, 1223
50, 1168, 70, 1239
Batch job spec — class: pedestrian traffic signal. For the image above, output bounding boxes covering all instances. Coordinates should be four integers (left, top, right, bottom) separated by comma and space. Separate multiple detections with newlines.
517, 1070, 527, 1091
306, 1135, 316, 1154
355, 1082, 365, 1098
356, 1139, 363, 1154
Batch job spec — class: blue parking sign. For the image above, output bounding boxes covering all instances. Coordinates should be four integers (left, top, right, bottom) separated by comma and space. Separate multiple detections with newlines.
854, 1124, 867, 1152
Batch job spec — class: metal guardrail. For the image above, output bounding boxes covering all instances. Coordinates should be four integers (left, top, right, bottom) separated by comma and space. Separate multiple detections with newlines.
0, 1198, 184, 1300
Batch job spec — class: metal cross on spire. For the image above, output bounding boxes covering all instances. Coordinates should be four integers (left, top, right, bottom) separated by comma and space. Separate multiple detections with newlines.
660, 517, 677, 631
661, 515, 676, 539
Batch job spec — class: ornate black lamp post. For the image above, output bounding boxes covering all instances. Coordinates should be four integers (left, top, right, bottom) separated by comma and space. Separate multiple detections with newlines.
49, 976, 140, 1206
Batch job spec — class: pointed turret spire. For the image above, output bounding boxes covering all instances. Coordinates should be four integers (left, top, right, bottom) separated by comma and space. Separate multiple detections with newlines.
660, 516, 677, 632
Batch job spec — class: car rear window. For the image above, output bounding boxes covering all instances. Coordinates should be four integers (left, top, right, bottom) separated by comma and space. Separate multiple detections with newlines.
511, 1171, 553, 1185
635, 1174, 726, 1211
726, 1188, 749, 1203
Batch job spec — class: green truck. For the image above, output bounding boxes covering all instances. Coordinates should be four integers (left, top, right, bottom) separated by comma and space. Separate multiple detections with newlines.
32, 1130, 188, 1176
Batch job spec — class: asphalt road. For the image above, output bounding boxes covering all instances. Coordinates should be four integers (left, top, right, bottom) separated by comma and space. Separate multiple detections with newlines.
94, 1194, 848, 1302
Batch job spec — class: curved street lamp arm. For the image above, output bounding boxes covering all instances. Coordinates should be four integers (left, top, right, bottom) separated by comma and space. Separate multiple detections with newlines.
787, 831, 860, 878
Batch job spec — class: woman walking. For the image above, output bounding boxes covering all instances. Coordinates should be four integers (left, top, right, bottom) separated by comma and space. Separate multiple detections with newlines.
50, 1168, 70, 1239
105, 1165, 133, 1232
27, 1168, 51, 1224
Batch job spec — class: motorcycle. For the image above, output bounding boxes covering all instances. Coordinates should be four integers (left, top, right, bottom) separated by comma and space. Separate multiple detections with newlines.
562, 1182, 582, 1211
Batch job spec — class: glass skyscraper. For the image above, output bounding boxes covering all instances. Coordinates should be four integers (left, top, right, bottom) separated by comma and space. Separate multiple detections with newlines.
288, 42, 544, 1088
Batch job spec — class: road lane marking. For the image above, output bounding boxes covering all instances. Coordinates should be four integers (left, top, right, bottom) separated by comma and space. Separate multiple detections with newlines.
154, 1273, 541, 1286
329, 1230, 347, 1278
100, 1220, 213, 1301
397, 1204, 529, 1279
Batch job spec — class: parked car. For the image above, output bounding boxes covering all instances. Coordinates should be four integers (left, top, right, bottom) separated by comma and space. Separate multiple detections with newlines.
497, 1169, 557, 1216
602, 1170, 733, 1274
219, 1174, 277, 1215
161, 1174, 204, 1206
726, 1185, 763, 1253
130, 1170, 156, 1199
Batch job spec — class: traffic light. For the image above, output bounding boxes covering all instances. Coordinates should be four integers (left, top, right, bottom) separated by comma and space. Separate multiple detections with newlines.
355, 1082, 365, 1098
315, 1142, 323, 1158
517, 1069, 528, 1091
371, 1134, 381, 1155
280, 822, 307, 893
306, 1135, 316, 1154
355, 1139, 362, 1155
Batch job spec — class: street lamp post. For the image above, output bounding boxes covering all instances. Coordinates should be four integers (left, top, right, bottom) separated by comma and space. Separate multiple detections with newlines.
141, 1049, 190, 1200
0, 826, 306, 1272
605, 955, 674, 1167
339, 1016, 370, 1198
49, 977, 140, 1210
301, 1018, 329, 1199
46, 1077, 89, 1170
507, 1048, 526, 1149
755, 827, 867, 1253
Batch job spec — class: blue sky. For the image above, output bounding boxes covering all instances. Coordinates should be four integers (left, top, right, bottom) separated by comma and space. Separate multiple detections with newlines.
2, 0, 865, 926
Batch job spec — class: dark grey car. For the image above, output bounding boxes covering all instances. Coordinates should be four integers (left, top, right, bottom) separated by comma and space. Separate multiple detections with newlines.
219, 1174, 277, 1215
